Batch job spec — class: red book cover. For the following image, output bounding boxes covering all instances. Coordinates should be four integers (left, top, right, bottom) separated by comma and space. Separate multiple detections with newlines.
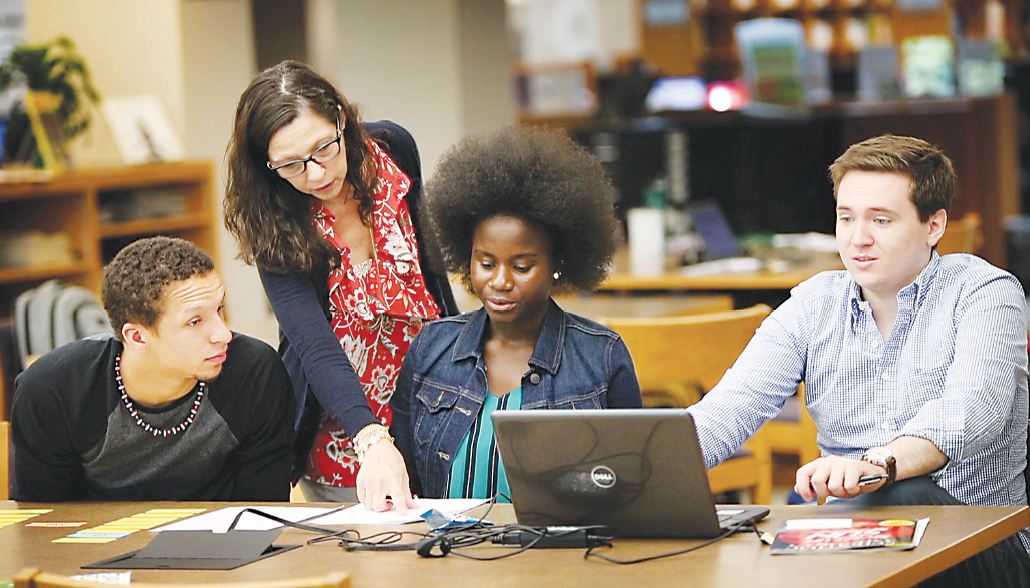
770, 518, 929, 554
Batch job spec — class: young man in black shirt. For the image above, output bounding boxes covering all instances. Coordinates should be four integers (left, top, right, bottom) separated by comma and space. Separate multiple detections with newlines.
12, 236, 295, 501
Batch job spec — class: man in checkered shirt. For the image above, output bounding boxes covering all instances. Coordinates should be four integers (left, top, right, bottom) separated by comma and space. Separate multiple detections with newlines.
688, 134, 1029, 586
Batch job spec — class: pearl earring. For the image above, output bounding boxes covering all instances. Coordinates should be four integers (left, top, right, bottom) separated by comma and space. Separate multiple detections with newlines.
553, 270, 561, 280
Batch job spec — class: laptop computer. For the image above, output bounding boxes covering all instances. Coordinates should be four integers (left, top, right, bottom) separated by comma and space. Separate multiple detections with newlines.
492, 409, 769, 539
685, 200, 814, 269
686, 201, 744, 260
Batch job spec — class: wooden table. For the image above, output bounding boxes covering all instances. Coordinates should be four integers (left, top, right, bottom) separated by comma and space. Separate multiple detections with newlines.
553, 293, 733, 319
1, 501, 1026, 588
599, 253, 845, 308
453, 287, 735, 320
599, 253, 844, 293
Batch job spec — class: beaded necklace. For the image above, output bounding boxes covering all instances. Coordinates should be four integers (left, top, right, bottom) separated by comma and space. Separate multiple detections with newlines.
114, 354, 205, 437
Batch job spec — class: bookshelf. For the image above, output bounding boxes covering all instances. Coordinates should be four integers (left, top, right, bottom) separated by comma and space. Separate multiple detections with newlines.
638, 0, 1023, 80
0, 161, 216, 317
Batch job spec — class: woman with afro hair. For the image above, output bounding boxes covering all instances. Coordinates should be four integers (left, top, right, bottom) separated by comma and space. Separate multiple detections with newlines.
391, 125, 643, 500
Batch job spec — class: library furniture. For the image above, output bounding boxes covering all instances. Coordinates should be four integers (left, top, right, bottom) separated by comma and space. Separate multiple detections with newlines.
0, 501, 1026, 588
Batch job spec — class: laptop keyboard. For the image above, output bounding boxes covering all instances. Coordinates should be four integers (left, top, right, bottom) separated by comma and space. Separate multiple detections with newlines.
716, 508, 742, 522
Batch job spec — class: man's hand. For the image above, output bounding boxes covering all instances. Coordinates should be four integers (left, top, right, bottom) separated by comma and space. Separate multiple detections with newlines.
794, 455, 888, 502
355, 440, 418, 513
794, 437, 948, 502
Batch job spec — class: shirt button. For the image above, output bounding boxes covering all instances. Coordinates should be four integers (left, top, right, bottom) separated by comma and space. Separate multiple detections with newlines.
881, 420, 890, 430
881, 372, 891, 381
529, 372, 541, 385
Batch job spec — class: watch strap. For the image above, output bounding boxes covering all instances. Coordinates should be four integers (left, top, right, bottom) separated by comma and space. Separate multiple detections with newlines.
862, 448, 897, 487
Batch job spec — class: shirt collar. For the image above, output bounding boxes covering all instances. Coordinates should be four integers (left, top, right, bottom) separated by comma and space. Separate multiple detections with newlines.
451, 299, 565, 374
847, 250, 940, 317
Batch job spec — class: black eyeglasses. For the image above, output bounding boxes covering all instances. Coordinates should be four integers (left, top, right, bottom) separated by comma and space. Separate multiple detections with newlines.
267, 120, 343, 179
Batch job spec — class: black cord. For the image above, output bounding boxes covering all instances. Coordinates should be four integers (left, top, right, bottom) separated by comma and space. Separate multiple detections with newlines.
317, 529, 432, 551
225, 507, 430, 549
583, 521, 759, 564
223, 500, 763, 563
227, 507, 343, 535
415, 523, 614, 560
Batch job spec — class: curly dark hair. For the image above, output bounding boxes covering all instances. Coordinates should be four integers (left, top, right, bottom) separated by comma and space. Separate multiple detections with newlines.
101, 237, 215, 339
224, 60, 380, 274
424, 125, 621, 294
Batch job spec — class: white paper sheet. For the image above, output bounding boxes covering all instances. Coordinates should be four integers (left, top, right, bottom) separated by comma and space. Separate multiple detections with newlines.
308, 498, 490, 526
70, 572, 132, 585
150, 506, 340, 534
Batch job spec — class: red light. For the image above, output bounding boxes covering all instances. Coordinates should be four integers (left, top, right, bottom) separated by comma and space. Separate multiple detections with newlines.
706, 81, 749, 111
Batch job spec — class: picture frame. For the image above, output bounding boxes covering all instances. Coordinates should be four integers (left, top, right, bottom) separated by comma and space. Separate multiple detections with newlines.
515, 61, 599, 118
100, 94, 184, 165
14, 90, 67, 170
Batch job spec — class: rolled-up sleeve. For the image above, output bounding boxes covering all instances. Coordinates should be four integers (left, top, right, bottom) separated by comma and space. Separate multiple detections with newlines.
688, 297, 808, 468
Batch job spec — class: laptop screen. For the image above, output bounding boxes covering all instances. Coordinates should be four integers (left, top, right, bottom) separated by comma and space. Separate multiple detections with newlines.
688, 201, 744, 260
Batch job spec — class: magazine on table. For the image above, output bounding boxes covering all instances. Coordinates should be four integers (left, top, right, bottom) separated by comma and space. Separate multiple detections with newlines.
769, 517, 930, 555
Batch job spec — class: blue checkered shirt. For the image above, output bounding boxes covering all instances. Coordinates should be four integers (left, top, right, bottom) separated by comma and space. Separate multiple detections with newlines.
688, 252, 1030, 551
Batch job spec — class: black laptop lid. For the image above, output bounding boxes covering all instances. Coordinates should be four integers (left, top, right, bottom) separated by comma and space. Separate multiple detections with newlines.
493, 409, 729, 538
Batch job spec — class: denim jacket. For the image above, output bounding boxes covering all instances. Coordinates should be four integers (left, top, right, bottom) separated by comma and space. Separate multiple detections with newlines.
391, 299, 643, 498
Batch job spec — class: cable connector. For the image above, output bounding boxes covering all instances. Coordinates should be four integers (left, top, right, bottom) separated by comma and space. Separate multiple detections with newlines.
492, 526, 613, 548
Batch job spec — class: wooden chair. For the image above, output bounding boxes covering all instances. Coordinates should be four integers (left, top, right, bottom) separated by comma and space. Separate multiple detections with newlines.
14, 569, 351, 588
763, 383, 820, 466
937, 212, 983, 254
1, 420, 8, 500
599, 305, 774, 504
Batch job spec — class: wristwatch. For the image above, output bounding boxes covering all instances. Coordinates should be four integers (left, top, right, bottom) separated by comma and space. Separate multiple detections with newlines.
352, 423, 394, 464
861, 446, 897, 487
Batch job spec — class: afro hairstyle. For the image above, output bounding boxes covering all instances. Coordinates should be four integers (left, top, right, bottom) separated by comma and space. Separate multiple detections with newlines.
423, 124, 622, 294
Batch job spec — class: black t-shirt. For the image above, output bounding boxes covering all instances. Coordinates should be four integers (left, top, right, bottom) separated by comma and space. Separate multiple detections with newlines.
12, 333, 295, 501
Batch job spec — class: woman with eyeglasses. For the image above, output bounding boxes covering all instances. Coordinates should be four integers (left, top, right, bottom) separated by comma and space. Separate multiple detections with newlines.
224, 61, 457, 509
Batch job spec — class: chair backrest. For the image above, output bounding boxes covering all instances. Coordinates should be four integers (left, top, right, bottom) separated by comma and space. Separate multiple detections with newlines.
14, 569, 351, 588
0, 421, 8, 500
937, 212, 983, 255
600, 304, 772, 400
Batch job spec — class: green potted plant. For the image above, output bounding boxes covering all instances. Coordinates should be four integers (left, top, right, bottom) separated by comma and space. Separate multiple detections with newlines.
0, 36, 100, 167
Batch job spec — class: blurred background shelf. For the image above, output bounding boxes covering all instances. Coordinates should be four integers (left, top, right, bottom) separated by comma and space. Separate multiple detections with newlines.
0, 261, 90, 285
99, 213, 212, 239
0, 160, 215, 318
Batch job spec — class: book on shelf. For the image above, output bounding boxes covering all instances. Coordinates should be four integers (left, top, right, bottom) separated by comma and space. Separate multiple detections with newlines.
901, 35, 956, 98
769, 517, 930, 555
735, 18, 808, 107
957, 39, 1005, 97
0, 231, 75, 269
857, 45, 902, 102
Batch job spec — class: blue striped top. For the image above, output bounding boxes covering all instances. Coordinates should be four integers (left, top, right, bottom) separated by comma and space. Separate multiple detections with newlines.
447, 387, 522, 502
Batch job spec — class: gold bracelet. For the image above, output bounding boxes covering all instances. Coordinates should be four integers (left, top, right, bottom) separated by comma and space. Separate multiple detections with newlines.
352, 423, 394, 464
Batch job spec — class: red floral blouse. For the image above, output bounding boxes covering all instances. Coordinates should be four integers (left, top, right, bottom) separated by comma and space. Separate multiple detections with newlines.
305, 140, 440, 487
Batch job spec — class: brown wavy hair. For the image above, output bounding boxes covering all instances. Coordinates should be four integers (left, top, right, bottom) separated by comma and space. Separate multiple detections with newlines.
224, 61, 379, 273
829, 134, 955, 223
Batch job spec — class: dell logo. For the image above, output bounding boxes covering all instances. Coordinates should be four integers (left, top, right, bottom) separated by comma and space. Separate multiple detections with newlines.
590, 465, 617, 489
